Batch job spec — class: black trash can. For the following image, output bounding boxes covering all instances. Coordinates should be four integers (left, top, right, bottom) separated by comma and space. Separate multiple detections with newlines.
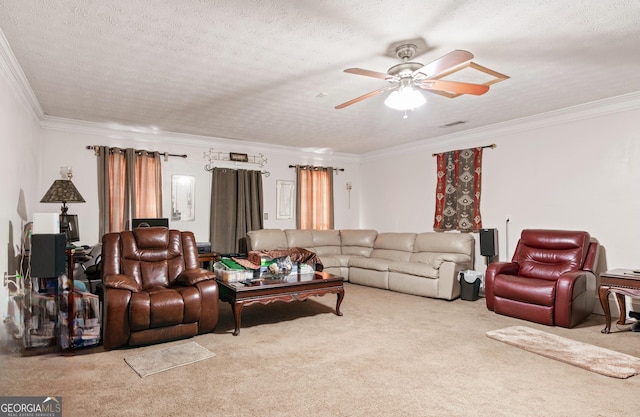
459, 272, 481, 301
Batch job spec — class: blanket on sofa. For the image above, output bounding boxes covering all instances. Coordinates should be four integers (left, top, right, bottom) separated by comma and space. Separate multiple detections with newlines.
247, 247, 324, 271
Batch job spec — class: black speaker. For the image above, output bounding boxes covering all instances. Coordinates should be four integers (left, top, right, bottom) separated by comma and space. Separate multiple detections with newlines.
31, 233, 67, 277
479, 228, 498, 257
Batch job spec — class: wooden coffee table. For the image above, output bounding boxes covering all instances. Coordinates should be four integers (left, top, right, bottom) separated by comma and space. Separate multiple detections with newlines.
599, 268, 640, 334
217, 271, 345, 335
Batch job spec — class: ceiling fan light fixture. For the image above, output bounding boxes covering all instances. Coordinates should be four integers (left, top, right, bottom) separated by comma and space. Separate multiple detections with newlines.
384, 86, 426, 111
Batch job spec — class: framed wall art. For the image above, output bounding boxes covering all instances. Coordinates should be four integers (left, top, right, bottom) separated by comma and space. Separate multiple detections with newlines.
229, 152, 249, 162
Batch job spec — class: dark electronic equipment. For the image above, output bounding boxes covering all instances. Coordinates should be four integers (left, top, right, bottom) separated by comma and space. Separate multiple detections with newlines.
479, 228, 498, 257
31, 233, 66, 277
131, 218, 169, 229
197, 242, 212, 254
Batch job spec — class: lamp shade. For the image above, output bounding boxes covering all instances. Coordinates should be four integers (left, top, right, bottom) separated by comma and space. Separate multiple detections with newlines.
40, 180, 86, 205
384, 86, 426, 111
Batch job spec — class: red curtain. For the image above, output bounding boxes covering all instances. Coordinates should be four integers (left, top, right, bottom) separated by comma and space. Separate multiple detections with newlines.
433, 147, 483, 232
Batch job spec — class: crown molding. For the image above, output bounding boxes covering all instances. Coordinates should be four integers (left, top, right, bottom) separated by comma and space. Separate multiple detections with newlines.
40, 115, 361, 163
362, 90, 640, 161
7, 13, 637, 165
0, 28, 44, 122
0, 29, 359, 163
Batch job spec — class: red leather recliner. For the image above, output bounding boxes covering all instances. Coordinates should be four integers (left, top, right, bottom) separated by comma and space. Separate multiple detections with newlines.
485, 229, 599, 328
101, 228, 219, 350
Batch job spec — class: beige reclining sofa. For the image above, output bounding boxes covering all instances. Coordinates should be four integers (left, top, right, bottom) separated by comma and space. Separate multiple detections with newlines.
246, 229, 475, 301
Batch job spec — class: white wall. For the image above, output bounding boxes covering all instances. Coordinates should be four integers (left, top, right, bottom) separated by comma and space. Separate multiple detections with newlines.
4, 30, 640, 325
360, 95, 640, 278
0, 51, 41, 328
35, 123, 361, 246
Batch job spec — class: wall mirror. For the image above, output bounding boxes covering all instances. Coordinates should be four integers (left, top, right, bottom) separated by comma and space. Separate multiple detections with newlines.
171, 175, 195, 221
276, 180, 295, 220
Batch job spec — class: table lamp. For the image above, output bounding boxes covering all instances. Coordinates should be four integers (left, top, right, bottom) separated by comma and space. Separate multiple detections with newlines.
40, 167, 85, 235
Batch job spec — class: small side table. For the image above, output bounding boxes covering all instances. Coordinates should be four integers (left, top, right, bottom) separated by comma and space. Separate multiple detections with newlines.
197, 252, 220, 270
599, 268, 640, 334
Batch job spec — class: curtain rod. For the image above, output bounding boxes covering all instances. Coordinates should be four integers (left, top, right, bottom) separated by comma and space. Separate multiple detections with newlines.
289, 165, 345, 173
86, 145, 187, 160
205, 166, 270, 177
431, 143, 496, 157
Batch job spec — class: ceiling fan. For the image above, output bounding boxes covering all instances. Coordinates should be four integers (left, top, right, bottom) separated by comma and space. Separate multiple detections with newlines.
335, 44, 490, 110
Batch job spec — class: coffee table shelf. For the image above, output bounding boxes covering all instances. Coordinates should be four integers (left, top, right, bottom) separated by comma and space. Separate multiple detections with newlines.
217, 271, 345, 335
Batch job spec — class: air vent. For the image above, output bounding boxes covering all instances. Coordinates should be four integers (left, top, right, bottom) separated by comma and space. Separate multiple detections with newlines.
440, 120, 467, 128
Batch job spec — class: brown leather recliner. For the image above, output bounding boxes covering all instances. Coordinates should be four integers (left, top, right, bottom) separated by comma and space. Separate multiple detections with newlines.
485, 229, 599, 328
101, 228, 218, 350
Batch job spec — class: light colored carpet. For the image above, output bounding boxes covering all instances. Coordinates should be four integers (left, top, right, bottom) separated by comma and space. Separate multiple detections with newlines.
487, 325, 640, 379
124, 341, 216, 377
3, 283, 640, 416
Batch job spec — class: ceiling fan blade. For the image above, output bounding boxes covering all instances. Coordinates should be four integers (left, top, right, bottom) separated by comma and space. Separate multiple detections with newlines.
344, 68, 391, 80
335, 85, 397, 109
419, 79, 489, 95
414, 49, 473, 79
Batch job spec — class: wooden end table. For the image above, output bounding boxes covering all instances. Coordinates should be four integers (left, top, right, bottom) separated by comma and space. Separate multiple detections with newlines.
197, 252, 220, 270
599, 268, 640, 334
217, 271, 344, 335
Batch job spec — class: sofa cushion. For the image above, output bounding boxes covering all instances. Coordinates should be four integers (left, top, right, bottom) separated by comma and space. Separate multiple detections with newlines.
370, 233, 416, 262
333, 254, 358, 267
349, 256, 391, 272
494, 275, 556, 306
312, 230, 342, 256
414, 232, 475, 255
340, 229, 377, 256
515, 230, 590, 280
374, 233, 416, 251
285, 229, 315, 249
388, 261, 439, 279
247, 229, 288, 250
317, 255, 342, 268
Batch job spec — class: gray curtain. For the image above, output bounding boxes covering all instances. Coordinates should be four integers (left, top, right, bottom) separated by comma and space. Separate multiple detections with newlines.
96, 146, 110, 238
125, 148, 136, 231
209, 168, 263, 254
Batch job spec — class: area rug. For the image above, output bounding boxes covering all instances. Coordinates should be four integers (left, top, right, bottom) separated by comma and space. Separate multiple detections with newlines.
124, 341, 216, 378
486, 326, 640, 379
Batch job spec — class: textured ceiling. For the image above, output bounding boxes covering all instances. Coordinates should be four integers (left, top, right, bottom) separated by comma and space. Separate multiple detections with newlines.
1, 0, 639, 154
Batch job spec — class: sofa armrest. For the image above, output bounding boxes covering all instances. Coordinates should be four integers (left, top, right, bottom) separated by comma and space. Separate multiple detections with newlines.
176, 268, 216, 286
103, 274, 140, 292
102, 286, 133, 350
484, 262, 520, 310
555, 270, 596, 327
436, 257, 473, 300
194, 279, 219, 333
433, 253, 471, 268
